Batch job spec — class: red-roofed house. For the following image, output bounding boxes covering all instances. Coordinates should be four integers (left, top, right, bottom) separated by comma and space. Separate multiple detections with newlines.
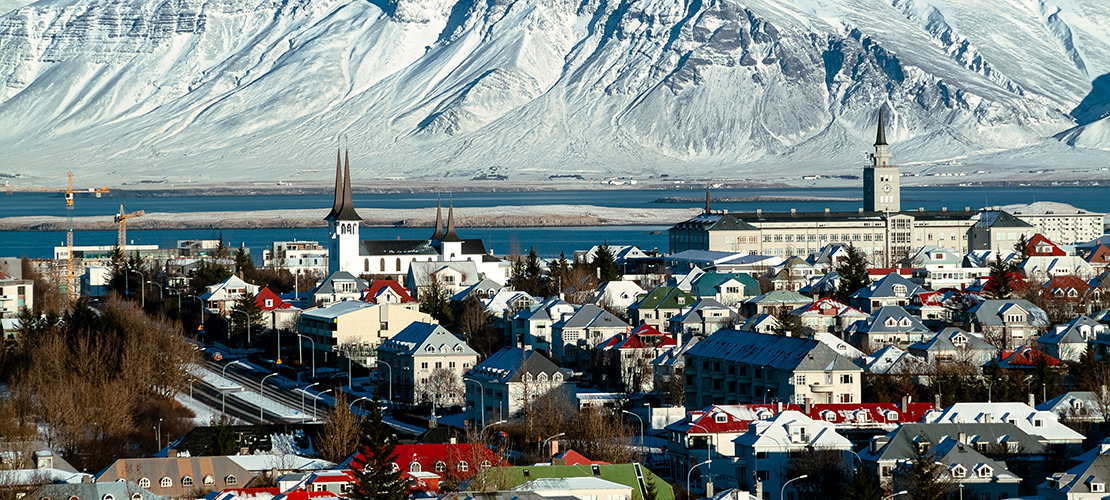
867, 268, 913, 281
1026, 234, 1067, 257
1042, 275, 1091, 302
552, 449, 609, 466
255, 287, 300, 332
1083, 244, 1110, 273
993, 345, 1062, 369
599, 324, 677, 392
347, 443, 506, 486
364, 280, 418, 310
790, 298, 869, 333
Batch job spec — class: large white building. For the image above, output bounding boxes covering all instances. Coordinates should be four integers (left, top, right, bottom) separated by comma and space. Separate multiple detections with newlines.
376, 322, 478, 405
262, 240, 328, 275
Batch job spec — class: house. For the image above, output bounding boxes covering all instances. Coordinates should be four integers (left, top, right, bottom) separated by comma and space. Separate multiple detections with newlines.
666, 298, 741, 337
862, 423, 1042, 490
969, 210, 1036, 253
255, 287, 300, 332
1027, 234, 1068, 257
739, 290, 813, 318
888, 433, 1022, 500
362, 280, 417, 309
651, 336, 701, 392
733, 410, 852, 498
923, 401, 1084, 447
1082, 243, 1110, 273
991, 345, 1063, 371
857, 345, 933, 375
450, 278, 504, 303
0, 272, 32, 318
32, 482, 165, 500
261, 240, 328, 276
1021, 256, 1097, 282
664, 405, 775, 491
96, 457, 255, 498
308, 271, 367, 306
845, 306, 933, 350
808, 243, 854, 269
509, 297, 576, 354
406, 261, 481, 300
849, 273, 924, 313
907, 327, 995, 366
1038, 391, 1108, 424
628, 286, 699, 331
298, 301, 433, 367
1038, 315, 1105, 362
1040, 450, 1110, 499
346, 443, 505, 485
200, 276, 260, 315
376, 323, 479, 405
588, 280, 646, 314
683, 329, 862, 408
908, 245, 962, 269
684, 271, 760, 306
790, 298, 869, 335
967, 299, 1050, 348
738, 314, 779, 334
598, 323, 677, 392
811, 332, 864, 360
481, 290, 536, 320
551, 304, 628, 369
765, 257, 819, 292
464, 347, 573, 425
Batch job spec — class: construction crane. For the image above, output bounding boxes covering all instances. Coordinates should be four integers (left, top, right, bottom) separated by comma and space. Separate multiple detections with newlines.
115, 204, 145, 249
18, 173, 110, 300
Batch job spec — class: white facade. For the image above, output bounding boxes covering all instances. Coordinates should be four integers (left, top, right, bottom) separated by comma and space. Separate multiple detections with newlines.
734, 411, 852, 498
263, 241, 328, 275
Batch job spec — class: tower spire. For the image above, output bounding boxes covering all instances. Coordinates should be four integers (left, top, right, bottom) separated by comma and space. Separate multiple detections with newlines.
325, 148, 342, 221
705, 187, 711, 214
333, 149, 362, 221
431, 196, 445, 239
443, 196, 461, 242
875, 109, 888, 146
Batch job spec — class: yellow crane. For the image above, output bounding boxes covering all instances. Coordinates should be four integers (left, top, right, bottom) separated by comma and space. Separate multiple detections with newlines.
115, 204, 145, 249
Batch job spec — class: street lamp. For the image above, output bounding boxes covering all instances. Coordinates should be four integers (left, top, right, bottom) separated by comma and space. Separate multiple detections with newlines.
540, 432, 565, 459
781, 474, 809, 500
313, 388, 334, 421
300, 382, 322, 421
481, 420, 507, 441
229, 309, 252, 347
687, 459, 712, 497
465, 378, 487, 429
688, 422, 715, 488
155, 418, 163, 450
220, 360, 248, 416
260, 373, 278, 423
147, 280, 163, 301
621, 409, 645, 455
378, 360, 393, 403
297, 333, 316, 378
350, 396, 370, 413
883, 491, 909, 500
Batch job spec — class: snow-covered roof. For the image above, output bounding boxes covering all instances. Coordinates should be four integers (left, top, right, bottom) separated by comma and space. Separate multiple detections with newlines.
924, 402, 1084, 444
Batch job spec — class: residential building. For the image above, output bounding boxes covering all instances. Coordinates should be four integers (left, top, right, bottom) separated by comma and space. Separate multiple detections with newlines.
739, 290, 813, 318
598, 324, 677, 392
676, 270, 760, 307
309, 271, 367, 306
467, 464, 674, 500
888, 433, 1022, 500
261, 241, 328, 276
345, 443, 504, 485
1038, 391, 1107, 424
464, 347, 572, 425
849, 273, 924, 313
764, 256, 819, 292
907, 327, 995, 366
1021, 256, 1097, 282
665, 405, 770, 491
992, 345, 1063, 371
298, 301, 432, 367
846, 306, 933, 350
551, 304, 627, 369
450, 278, 504, 303
628, 286, 698, 331
588, 280, 647, 314
857, 345, 932, 375
200, 275, 260, 315
1040, 450, 1110, 499
363, 280, 418, 309
0, 272, 31, 318
1002, 201, 1105, 245
1038, 315, 1104, 362
667, 298, 741, 337
967, 299, 1050, 348
376, 322, 478, 405
683, 329, 862, 408
509, 297, 576, 354
790, 298, 868, 335
32, 482, 164, 500
96, 456, 255, 498
255, 287, 300, 332
969, 210, 1036, 252
406, 261, 481, 300
734, 411, 853, 499
923, 402, 1084, 447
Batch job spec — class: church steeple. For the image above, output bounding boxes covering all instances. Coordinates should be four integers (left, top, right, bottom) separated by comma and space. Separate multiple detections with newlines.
872, 109, 891, 168
325, 149, 342, 220
875, 109, 888, 146
705, 187, 711, 214
332, 150, 362, 221
430, 196, 445, 240
863, 107, 899, 213
442, 197, 462, 242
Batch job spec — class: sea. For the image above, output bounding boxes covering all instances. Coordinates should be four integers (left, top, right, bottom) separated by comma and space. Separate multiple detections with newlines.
2, 185, 1109, 260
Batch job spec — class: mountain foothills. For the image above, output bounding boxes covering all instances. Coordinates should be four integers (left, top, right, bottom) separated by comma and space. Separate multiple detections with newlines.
1, 0, 1110, 184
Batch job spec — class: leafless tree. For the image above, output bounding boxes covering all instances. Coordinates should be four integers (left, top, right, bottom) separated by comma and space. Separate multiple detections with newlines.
418, 367, 464, 409
317, 393, 361, 463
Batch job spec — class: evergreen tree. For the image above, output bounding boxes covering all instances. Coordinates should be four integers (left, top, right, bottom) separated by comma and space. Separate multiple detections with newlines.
772, 305, 802, 337
834, 244, 870, 301
419, 277, 454, 328
207, 421, 239, 455
349, 397, 408, 500
984, 254, 1013, 300
545, 252, 572, 297
230, 290, 263, 344
1014, 234, 1031, 262
594, 244, 621, 283
234, 246, 255, 277
904, 441, 951, 500
843, 470, 883, 500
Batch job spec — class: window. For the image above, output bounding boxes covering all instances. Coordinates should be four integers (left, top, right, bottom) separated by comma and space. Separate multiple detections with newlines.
103, 495, 114, 500
977, 465, 993, 478
457, 461, 469, 472
409, 462, 421, 472
951, 465, 966, 478
181, 476, 193, 487
480, 460, 491, 468
203, 476, 215, 486
139, 479, 150, 489
224, 475, 237, 485
840, 374, 853, 384
794, 374, 806, 386
421, 362, 428, 369
160, 477, 172, 488
435, 461, 447, 473
131, 495, 141, 500
714, 413, 727, 423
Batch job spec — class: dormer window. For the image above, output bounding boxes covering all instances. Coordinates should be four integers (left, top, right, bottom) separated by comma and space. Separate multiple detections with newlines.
951, 465, 966, 478
425, 345, 435, 352
714, 413, 727, 424
885, 318, 898, 327
893, 284, 907, 297
976, 464, 993, 478
1092, 482, 1106, 493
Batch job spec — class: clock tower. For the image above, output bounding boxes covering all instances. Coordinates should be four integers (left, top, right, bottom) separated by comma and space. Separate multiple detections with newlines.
863, 110, 900, 212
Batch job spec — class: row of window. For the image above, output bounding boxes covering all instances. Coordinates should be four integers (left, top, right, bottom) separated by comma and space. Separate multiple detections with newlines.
394, 460, 491, 473
764, 233, 884, 243
135, 475, 234, 489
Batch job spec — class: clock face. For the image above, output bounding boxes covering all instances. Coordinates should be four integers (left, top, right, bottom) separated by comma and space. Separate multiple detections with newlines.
882, 184, 892, 193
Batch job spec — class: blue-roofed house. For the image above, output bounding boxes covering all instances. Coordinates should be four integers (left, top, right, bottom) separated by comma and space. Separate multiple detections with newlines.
845, 306, 933, 350
464, 346, 573, 425
377, 322, 478, 405
849, 273, 925, 313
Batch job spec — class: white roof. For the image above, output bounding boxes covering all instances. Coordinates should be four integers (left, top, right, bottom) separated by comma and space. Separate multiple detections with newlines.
734, 410, 851, 450
924, 402, 1084, 443
227, 454, 333, 472
515, 476, 630, 492
812, 332, 864, 360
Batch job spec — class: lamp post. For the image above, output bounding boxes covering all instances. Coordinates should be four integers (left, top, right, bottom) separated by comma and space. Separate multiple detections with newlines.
300, 382, 322, 421
350, 396, 370, 414
883, 491, 909, 500
378, 360, 393, 403
229, 309, 252, 347
297, 333, 316, 378
540, 432, 565, 459
155, 418, 163, 450
220, 360, 248, 416
687, 459, 712, 497
481, 420, 507, 442
147, 281, 163, 301
688, 422, 715, 489
465, 378, 487, 429
781, 474, 808, 500
313, 388, 334, 421
621, 409, 645, 455
260, 373, 278, 423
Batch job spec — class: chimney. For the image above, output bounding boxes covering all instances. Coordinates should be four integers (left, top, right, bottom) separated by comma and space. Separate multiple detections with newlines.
449, 437, 457, 445
957, 432, 967, 445
935, 393, 942, 409
777, 401, 784, 413
550, 439, 560, 458
942, 207, 947, 212
804, 397, 813, 414
918, 207, 924, 212
757, 209, 762, 215
901, 394, 910, 412
825, 208, 830, 213
1029, 393, 1036, 407
965, 206, 971, 212
167, 449, 178, 458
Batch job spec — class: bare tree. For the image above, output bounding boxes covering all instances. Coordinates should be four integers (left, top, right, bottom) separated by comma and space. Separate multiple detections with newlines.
418, 367, 464, 410
317, 393, 361, 463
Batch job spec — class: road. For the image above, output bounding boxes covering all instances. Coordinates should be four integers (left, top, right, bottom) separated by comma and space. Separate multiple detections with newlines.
195, 359, 338, 424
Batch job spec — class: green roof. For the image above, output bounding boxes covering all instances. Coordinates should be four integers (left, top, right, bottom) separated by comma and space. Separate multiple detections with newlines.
477, 464, 674, 500
692, 272, 760, 297
630, 286, 698, 311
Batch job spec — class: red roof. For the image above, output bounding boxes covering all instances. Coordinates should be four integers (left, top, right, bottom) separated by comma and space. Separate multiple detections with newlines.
276, 491, 339, 500
806, 403, 935, 424
1042, 275, 1090, 298
1027, 234, 1066, 257
996, 345, 1061, 368
668, 402, 936, 434
554, 449, 609, 465
1086, 244, 1110, 264
867, 268, 913, 279
349, 443, 506, 481
255, 287, 294, 311
364, 280, 415, 304
600, 324, 676, 350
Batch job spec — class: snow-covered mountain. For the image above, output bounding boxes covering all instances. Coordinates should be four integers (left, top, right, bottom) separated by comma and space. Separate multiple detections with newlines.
1, 0, 1109, 185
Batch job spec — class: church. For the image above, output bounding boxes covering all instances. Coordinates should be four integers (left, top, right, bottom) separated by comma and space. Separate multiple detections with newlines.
325, 151, 505, 284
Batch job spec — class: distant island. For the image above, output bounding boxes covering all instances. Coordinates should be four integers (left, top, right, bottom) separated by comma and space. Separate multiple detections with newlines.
652, 195, 861, 204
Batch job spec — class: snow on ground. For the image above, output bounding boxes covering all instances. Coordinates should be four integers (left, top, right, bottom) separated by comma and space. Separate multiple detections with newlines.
187, 364, 243, 390
175, 391, 222, 426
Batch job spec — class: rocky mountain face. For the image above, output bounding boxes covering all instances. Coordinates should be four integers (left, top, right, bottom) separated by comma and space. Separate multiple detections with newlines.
1, 0, 1108, 184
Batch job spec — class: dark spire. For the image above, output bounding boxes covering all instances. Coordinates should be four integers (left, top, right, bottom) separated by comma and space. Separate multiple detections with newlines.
442, 197, 462, 242
875, 109, 888, 146
430, 196, 445, 240
705, 187, 711, 214
325, 148, 342, 220
334, 149, 362, 221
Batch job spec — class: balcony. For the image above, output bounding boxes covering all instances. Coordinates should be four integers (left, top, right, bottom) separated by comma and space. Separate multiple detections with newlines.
809, 383, 834, 393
